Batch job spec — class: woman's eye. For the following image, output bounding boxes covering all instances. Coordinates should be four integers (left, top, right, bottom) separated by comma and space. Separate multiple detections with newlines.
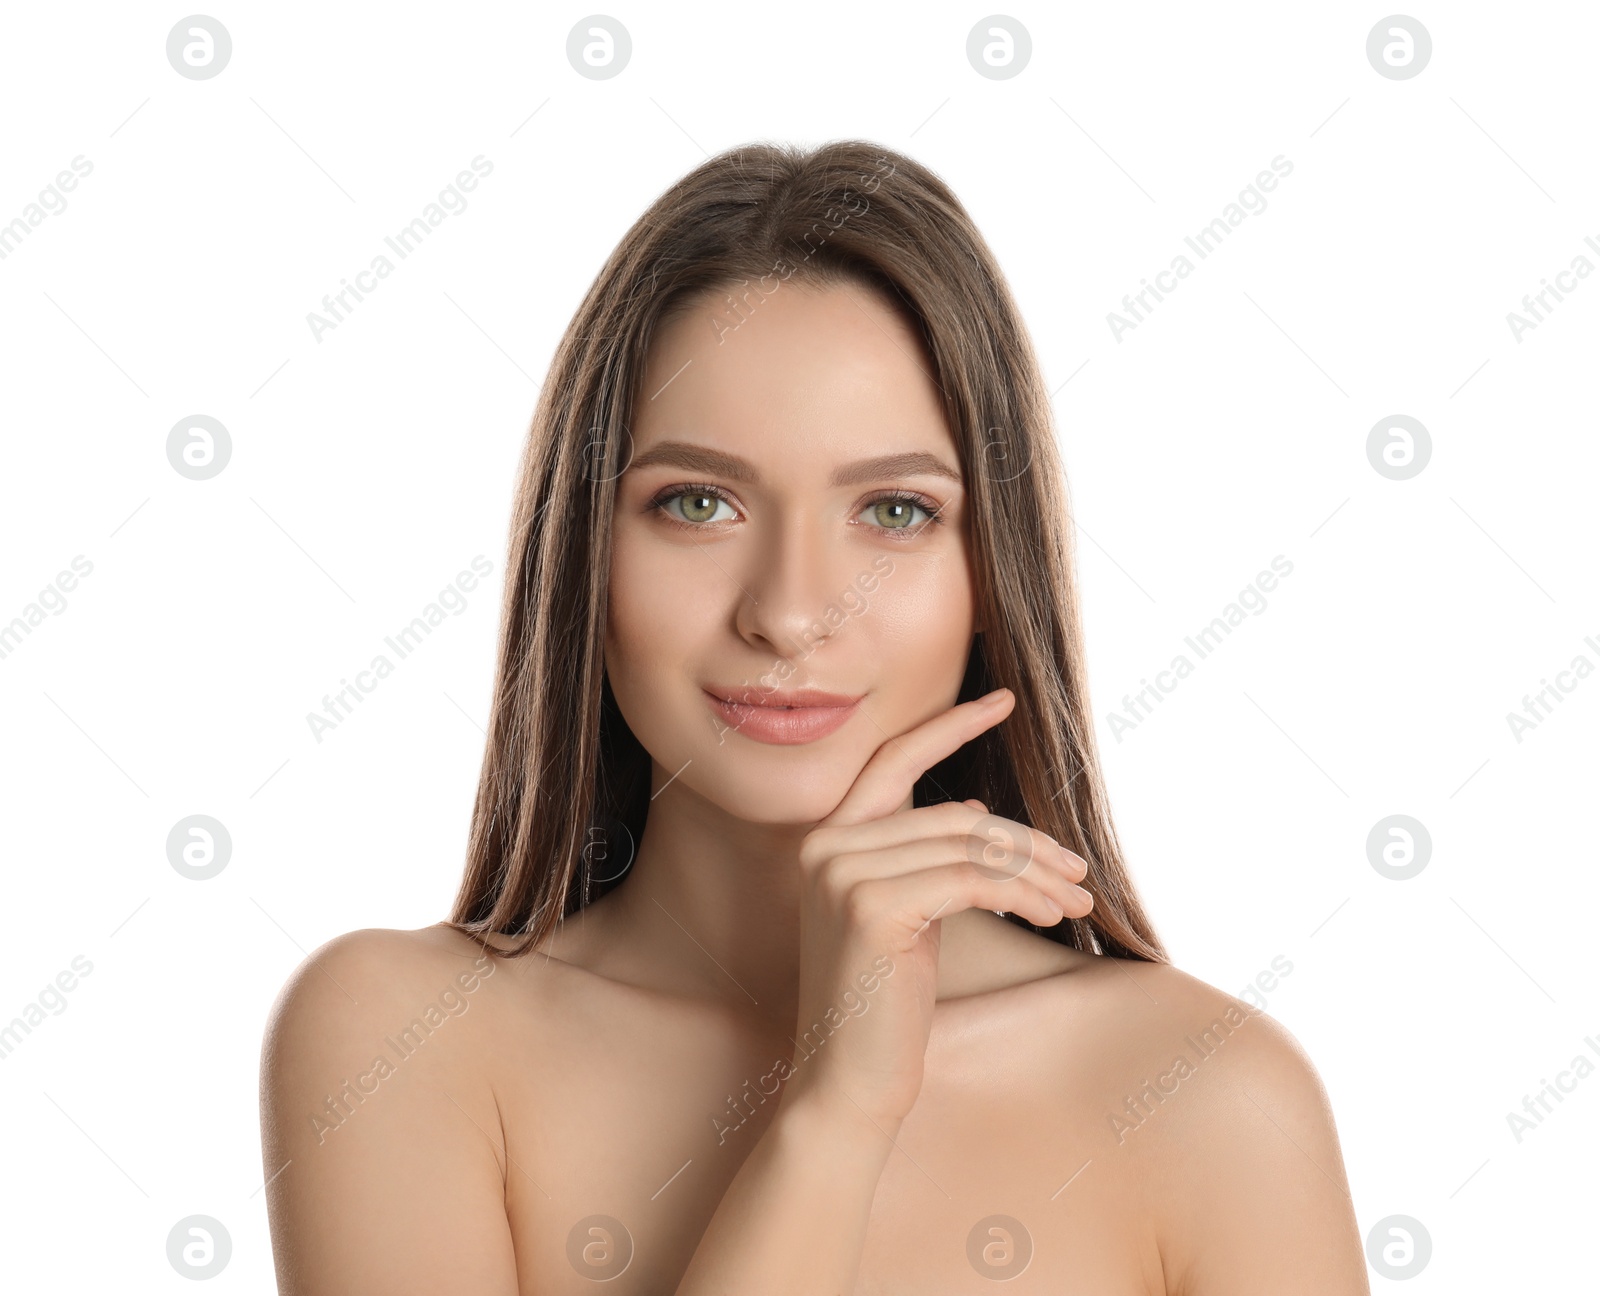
860, 496, 930, 531
660, 491, 736, 524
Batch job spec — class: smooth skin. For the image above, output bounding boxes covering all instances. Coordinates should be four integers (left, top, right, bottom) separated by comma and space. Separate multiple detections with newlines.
260, 281, 1369, 1294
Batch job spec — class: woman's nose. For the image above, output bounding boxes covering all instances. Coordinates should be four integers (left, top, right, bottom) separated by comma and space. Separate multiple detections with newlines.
731, 517, 851, 658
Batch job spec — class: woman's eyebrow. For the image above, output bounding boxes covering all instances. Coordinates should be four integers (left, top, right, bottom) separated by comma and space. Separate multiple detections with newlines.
832, 451, 963, 487
626, 441, 963, 486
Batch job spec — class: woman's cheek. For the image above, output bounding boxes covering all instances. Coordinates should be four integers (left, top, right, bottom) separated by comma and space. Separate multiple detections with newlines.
861, 552, 975, 662
657, 555, 736, 649
606, 528, 721, 705
605, 533, 667, 709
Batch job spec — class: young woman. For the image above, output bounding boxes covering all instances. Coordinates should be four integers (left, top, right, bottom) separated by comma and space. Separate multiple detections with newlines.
261, 141, 1369, 1294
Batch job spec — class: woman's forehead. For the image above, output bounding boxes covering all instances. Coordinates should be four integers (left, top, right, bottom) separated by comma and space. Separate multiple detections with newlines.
635, 284, 952, 464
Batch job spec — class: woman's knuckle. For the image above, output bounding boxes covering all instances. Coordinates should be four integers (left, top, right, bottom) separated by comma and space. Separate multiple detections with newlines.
816, 849, 859, 891
841, 879, 880, 924
798, 828, 832, 869
940, 800, 975, 828
953, 859, 986, 890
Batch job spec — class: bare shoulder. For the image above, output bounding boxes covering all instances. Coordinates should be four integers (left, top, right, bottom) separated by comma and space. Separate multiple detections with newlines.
259, 925, 511, 1109
262, 921, 502, 1024
1046, 957, 1369, 1294
258, 924, 519, 1295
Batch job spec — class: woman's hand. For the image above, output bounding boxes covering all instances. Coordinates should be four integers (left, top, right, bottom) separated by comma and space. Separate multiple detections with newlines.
779, 686, 1094, 1130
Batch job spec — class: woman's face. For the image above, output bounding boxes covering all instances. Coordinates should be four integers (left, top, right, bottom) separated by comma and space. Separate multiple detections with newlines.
605, 279, 979, 825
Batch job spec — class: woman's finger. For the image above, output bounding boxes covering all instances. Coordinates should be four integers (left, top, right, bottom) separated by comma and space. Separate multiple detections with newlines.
803, 799, 1084, 882
823, 836, 1095, 915
820, 689, 1014, 829
852, 858, 1095, 937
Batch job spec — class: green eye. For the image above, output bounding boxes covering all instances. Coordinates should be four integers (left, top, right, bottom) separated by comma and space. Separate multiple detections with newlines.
862, 496, 931, 530
662, 491, 735, 524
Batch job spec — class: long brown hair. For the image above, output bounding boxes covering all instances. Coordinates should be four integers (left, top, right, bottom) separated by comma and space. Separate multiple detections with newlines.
447, 139, 1166, 964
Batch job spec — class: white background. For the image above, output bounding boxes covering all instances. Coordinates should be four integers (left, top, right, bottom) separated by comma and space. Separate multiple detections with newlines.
1, 1, 1595, 1289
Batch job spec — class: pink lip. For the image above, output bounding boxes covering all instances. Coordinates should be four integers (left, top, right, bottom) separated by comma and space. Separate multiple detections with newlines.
704, 688, 863, 745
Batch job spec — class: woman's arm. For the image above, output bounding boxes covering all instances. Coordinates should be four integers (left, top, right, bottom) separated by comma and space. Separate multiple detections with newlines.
676, 689, 1091, 1290
674, 1084, 900, 1293
259, 929, 519, 1296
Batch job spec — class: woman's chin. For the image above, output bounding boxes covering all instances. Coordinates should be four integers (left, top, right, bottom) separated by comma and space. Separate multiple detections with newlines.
693, 768, 859, 828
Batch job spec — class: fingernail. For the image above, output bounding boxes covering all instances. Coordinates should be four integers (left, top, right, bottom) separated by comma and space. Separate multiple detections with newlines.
982, 688, 1010, 707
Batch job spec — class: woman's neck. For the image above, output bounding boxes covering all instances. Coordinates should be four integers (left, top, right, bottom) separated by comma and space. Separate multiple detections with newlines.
546, 772, 1048, 1037
594, 779, 816, 1032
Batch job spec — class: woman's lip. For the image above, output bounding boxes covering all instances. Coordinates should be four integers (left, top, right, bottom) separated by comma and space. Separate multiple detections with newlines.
703, 690, 861, 745
704, 686, 863, 708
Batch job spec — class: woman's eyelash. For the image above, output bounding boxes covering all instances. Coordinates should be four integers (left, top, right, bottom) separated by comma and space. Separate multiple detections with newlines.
644, 484, 731, 525
861, 491, 946, 534
644, 483, 946, 536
